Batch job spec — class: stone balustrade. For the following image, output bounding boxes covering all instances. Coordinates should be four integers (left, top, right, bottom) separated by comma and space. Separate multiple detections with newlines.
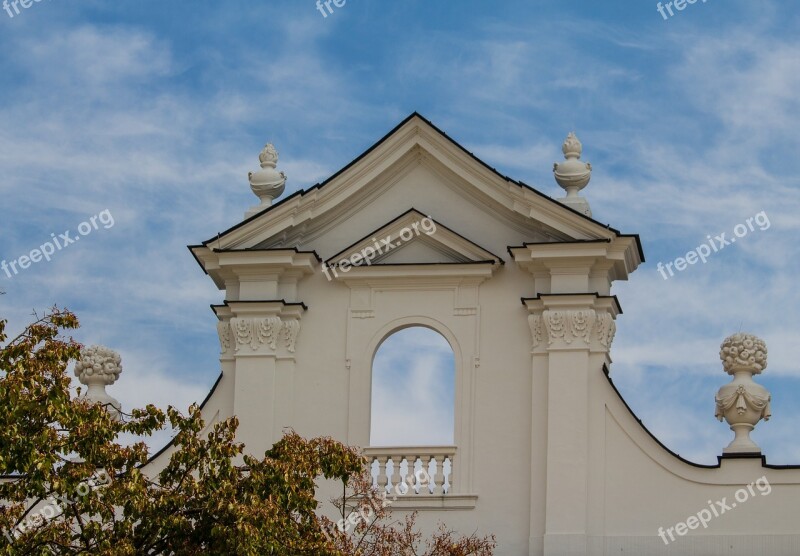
363, 446, 456, 496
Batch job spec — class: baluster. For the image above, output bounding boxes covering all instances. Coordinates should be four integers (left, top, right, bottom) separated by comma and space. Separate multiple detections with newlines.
406, 455, 418, 494
398, 455, 409, 496
419, 455, 432, 494
377, 455, 389, 496
433, 454, 445, 495
444, 454, 452, 494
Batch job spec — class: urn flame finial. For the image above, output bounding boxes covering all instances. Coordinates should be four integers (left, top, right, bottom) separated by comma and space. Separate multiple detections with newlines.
258, 143, 279, 168
562, 132, 583, 159
553, 132, 592, 217
246, 142, 287, 218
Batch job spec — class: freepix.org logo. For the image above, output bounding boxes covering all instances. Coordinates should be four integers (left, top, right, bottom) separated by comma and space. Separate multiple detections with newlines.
655, 211, 770, 281
656, 0, 710, 21
657, 476, 771, 545
1, 209, 115, 279
316, 0, 346, 19
3, 0, 49, 19
321, 215, 436, 281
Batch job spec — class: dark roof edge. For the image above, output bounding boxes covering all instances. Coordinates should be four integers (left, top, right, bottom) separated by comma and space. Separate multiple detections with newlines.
604, 365, 720, 469
211, 246, 322, 262
200, 113, 424, 246
211, 299, 309, 312
521, 292, 623, 315
187, 244, 210, 276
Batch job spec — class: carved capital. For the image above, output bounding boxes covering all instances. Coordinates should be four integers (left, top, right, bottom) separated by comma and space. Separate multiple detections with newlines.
528, 309, 616, 351
542, 309, 596, 346
221, 317, 301, 355
217, 321, 233, 354
595, 312, 616, 348
281, 319, 301, 353
528, 314, 545, 348
230, 317, 282, 352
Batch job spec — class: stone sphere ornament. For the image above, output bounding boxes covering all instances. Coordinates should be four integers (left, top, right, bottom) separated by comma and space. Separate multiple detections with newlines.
74, 345, 123, 420
715, 333, 771, 454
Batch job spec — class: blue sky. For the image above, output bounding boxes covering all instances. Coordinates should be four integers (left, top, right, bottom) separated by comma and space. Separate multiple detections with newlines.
0, 0, 799, 463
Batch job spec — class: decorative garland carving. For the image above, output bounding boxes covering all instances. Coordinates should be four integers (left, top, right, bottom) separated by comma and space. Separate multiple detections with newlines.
217, 321, 233, 354
528, 309, 615, 349
595, 313, 616, 348
225, 317, 300, 353
256, 317, 282, 351
542, 309, 596, 345
568, 310, 596, 344
528, 314, 545, 348
715, 385, 771, 421
281, 319, 301, 353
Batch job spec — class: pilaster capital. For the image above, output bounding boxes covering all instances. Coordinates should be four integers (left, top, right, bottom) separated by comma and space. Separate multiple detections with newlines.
523, 294, 620, 353
213, 300, 306, 358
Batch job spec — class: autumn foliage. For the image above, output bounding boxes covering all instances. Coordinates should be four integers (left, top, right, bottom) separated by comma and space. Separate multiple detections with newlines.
0, 308, 494, 555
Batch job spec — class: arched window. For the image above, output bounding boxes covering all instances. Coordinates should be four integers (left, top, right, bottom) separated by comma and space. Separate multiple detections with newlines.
370, 326, 455, 446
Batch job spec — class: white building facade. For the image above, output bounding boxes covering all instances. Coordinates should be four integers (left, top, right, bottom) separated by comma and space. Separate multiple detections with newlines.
140, 114, 800, 555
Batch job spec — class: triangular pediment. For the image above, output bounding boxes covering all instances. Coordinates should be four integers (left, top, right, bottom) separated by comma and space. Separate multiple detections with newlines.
191, 113, 643, 278
326, 209, 503, 268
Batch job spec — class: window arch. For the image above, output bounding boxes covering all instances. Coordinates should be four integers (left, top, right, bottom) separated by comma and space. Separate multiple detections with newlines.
369, 326, 455, 446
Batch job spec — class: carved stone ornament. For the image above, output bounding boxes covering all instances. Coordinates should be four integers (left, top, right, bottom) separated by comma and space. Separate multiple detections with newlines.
528, 314, 545, 348
281, 319, 301, 353
248, 143, 287, 209
529, 309, 614, 349
217, 321, 233, 354
74, 345, 123, 420
553, 132, 592, 217
715, 333, 771, 454
595, 313, 616, 348
219, 317, 301, 354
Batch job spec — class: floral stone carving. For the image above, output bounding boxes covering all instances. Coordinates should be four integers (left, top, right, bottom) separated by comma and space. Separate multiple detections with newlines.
74, 345, 123, 420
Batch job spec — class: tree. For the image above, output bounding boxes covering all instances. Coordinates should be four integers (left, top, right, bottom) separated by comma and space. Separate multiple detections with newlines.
0, 308, 494, 555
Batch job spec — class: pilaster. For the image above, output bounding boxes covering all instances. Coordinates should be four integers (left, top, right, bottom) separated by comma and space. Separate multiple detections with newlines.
213, 300, 306, 455
524, 294, 620, 556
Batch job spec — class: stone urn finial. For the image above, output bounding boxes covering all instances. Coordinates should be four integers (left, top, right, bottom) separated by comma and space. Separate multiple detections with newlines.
246, 143, 286, 218
554, 132, 592, 217
74, 345, 123, 421
715, 333, 771, 454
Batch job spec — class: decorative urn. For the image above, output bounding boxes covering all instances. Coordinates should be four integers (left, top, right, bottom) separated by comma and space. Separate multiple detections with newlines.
553, 132, 593, 217
247, 143, 286, 217
715, 333, 771, 454
74, 345, 123, 421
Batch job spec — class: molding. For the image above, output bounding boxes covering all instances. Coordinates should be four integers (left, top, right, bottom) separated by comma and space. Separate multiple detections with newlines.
509, 239, 642, 285
190, 247, 318, 291
334, 262, 498, 286
381, 494, 478, 510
